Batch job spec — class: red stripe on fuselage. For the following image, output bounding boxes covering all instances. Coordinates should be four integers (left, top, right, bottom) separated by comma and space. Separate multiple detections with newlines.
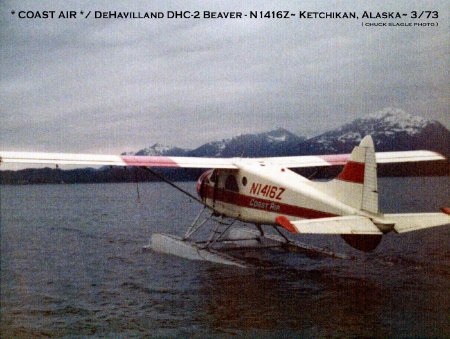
203, 185, 337, 219
121, 156, 179, 167
336, 161, 364, 184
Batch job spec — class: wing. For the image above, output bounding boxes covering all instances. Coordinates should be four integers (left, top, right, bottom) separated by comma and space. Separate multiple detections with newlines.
257, 150, 445, 168
385, 210, 450, 233
0, 152, 238, 169
0, 150, 444, 169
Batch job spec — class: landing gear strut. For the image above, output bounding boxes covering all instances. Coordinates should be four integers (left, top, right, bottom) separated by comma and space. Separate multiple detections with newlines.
144, 207, 352, 266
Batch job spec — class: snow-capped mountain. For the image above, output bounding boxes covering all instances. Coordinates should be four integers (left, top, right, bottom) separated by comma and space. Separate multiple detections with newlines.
188, 140, 230, 157
128, 109, 449, 158
188, 128, 306, 157
216, 128, 304, 157
313, 108, 430, 145
309, 108, 450, 155
136, 143, 172, 155
129, 143, 189, 156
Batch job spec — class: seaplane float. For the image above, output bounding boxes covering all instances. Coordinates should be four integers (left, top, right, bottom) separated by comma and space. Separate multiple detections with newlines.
1, 136, 449, 267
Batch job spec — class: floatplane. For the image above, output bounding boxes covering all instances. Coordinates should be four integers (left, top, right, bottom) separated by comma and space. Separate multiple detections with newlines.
1, 136, 449, 267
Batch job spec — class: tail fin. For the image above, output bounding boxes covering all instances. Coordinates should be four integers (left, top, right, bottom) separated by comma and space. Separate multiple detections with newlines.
314, 135, 379, 214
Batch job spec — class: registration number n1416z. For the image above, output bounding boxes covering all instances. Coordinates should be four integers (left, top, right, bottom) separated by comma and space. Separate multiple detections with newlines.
249, 183, 285, 200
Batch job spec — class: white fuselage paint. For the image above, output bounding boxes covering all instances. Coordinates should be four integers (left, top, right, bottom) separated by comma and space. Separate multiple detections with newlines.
199, 162, 359, 225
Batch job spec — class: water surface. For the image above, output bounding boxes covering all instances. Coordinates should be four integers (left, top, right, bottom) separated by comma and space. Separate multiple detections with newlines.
1, 177, 449, 337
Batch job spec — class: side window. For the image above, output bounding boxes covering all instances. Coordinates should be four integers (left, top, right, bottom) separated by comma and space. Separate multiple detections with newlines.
225, 175, 239, 192
210, 170, 218, 183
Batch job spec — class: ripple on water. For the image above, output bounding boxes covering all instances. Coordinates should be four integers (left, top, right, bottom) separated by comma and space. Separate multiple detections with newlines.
1, 180, 449, 337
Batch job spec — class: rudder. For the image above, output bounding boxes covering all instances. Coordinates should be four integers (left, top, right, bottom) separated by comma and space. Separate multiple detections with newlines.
314, 135, 379, 214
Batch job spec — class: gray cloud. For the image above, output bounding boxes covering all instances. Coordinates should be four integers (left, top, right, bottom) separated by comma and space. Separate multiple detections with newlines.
1, 0, 448, 154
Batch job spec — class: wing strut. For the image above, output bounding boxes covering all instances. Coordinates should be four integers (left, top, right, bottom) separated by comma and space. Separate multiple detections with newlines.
141, 167, 213, 211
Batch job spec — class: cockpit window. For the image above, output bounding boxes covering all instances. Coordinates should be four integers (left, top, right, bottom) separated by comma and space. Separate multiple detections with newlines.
225, 174, 239, 192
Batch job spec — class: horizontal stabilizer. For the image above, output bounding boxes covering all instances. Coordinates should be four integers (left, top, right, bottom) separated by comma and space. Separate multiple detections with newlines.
385, 212, 450, 233
276, 215, 382, 234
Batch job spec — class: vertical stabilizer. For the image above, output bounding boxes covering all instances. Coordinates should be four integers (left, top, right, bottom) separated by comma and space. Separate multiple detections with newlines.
314, 135, 379, 214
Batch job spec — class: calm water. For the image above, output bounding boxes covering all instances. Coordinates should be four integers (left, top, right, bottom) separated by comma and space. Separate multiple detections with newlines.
1, 177, 449, 338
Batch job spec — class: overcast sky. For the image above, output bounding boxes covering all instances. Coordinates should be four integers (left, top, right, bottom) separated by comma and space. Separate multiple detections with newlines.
1, 0, 448, 154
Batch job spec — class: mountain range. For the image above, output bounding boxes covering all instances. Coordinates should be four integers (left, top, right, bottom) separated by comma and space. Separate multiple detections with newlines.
2, 108, 449, 184
128, 107, 449, 158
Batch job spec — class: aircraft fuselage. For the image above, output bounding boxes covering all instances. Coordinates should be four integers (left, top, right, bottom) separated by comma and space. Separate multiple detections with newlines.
196, 162, 358, 225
